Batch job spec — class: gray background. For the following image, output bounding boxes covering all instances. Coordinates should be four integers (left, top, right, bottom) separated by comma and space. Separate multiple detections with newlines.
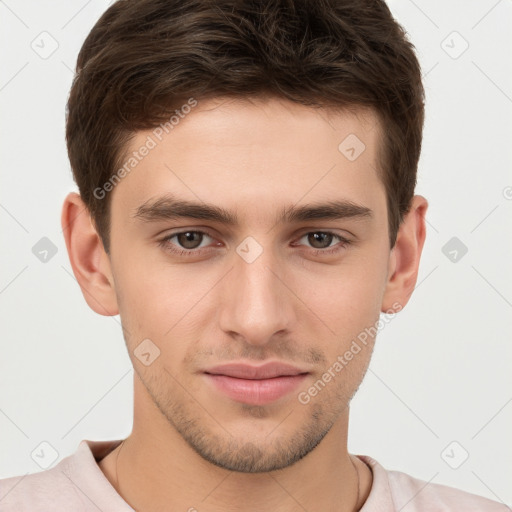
1, 0, 511, 507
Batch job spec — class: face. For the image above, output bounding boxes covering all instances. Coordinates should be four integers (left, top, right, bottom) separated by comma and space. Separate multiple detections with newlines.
107, 97, 393, 473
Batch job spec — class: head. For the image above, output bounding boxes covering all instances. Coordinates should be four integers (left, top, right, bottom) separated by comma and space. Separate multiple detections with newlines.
62, 0, 428, 473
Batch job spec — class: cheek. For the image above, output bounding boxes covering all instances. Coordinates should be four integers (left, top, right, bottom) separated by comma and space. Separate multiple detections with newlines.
112, 254, 216, 363
295, 253, 387, 335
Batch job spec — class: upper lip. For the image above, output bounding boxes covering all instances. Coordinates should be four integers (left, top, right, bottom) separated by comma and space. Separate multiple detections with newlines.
204, 362, 309, 380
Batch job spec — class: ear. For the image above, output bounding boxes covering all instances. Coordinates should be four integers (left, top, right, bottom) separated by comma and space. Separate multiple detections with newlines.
61, 192, 119, 316
381, 195, 428, 313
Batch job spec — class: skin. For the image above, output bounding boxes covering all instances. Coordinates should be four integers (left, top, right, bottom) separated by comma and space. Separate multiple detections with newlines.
62, 96, 428, 512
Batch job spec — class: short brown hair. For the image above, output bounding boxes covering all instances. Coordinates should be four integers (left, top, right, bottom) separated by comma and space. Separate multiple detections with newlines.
66, 0, 424, 254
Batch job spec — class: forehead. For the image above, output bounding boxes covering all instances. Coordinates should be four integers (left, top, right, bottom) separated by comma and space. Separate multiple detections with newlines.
110, 96, 386, 227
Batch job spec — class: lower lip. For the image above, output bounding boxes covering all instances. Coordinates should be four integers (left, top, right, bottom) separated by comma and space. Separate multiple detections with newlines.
204, 373, 308, 405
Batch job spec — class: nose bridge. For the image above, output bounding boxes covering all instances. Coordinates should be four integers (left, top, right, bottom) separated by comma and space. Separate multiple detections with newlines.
218, 239, 294, 345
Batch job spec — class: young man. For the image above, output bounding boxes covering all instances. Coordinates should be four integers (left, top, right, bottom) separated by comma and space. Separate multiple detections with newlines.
0, 0, 507, 510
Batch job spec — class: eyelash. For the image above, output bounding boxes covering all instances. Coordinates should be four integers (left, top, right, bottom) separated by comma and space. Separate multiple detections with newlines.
157, 229, 351, 258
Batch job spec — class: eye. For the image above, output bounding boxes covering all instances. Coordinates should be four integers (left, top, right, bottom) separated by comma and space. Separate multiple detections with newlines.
158, 229, 351, 258
158, 230, 217, 256
295, 231, 351, 255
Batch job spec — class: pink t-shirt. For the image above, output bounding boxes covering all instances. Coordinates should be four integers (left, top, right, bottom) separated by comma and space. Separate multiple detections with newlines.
0, 439, 508, 511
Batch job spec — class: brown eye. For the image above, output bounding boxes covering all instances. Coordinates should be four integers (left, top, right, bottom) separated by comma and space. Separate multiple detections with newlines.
176, 231, 204, 249
307, 232, 335, 249
159, 230, 216, 256
295, 231, 351, 256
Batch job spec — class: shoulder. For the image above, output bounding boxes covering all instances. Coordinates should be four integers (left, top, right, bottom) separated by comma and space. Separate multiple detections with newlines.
389, 470, 509, 511
388, 469, 509, 511
0, 457, 82, 511
0, 439, 125, 512
358, 455, 510, 512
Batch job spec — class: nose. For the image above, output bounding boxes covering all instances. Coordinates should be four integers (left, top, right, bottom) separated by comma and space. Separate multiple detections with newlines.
218, 244, 296, 347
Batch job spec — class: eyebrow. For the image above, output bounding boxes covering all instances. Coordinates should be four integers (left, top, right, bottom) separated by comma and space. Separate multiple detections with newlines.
132, 193, 373, 226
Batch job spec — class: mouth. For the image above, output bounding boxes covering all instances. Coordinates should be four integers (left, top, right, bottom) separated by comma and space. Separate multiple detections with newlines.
203, 362, 310, 406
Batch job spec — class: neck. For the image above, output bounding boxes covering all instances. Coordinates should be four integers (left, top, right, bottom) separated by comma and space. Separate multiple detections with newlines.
99, 377, 373, 512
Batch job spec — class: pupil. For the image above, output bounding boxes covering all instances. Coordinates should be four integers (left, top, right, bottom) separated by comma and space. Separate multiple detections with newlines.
179, 231, 201, 249
309, 232, 332, 249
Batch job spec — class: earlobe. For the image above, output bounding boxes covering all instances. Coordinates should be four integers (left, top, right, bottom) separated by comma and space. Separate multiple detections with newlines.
381, 195, 428, 313
61, 192, 119, 316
